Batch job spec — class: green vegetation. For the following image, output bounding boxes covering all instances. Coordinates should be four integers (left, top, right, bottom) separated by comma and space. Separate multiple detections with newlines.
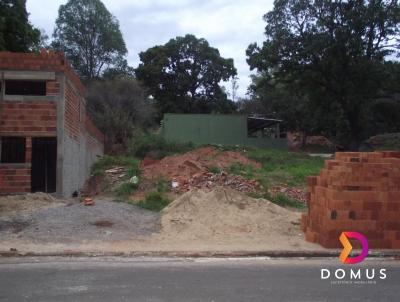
229, 149, 324, 187
52, 0, 128, 79
228, 148, 324, 208
208, 166, 221, 174
137, 191, 171, 212
130, 133, 194, 159
362, 133, 400, 151
249, 191, 306, 209
0, 0, 41, 52
136, 34, 237, 118
116, 182, 138, 198
247, 1, 400, 149
269, 193, 306, 209
91, 155, 140, 177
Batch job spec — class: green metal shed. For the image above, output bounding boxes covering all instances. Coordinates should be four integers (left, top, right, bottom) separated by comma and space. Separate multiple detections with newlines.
161, 114, 287, 149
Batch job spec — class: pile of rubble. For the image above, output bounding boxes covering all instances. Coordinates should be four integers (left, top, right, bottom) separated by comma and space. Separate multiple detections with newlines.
140, 146, 262, 193
140, 146, 260, 180
104, 167, 127, 184
171, 171, 260, 193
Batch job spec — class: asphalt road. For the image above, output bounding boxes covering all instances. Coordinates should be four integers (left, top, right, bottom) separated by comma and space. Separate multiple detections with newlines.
0, 257, 399, 302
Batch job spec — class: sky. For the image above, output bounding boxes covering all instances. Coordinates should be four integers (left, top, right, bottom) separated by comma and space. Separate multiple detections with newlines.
26, 0, 274, 98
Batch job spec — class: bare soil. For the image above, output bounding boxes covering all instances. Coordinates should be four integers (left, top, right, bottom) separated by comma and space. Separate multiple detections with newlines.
0, 188, 323, 253
0, 193, 63, 216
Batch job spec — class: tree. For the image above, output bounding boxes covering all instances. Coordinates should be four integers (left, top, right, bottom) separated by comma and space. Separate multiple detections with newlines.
247, 0, 400, 149
136, 34, 237, 116
86, 79, 154, 153
0, 0, 40, 52
230, 76, 239, 102
52, 0, 128, 79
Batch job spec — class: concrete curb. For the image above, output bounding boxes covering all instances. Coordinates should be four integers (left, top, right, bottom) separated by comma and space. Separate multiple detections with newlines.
0, 250, 398, 259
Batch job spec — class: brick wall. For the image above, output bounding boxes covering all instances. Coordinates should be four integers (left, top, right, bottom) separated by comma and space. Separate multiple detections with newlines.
0, 49, 105, 197
0, 138, 32, 194
302, 151, 400, 249
65, 82, 81, 141
0, 101, 57, 136
85, 115, 105, 144
0, 50, 85, 95
0, 165, 31, 194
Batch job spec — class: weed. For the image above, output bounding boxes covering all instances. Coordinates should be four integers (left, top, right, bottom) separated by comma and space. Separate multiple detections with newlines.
269, 193, 306, 208
116, 182, 138, 198
154, 178, 170, 193
249, 191, 306, 209
230, 148, 324, 187
137, 191, 171, 212
91, 155, 140, 176
208, 166, 221, 174
129, 132, 194, 159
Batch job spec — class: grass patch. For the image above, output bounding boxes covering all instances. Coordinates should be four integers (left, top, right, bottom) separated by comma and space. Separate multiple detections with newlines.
130, 132, 195, 159
227, 148, 323, 207
116, 182, 138, 198
208, 166, 221, 174
137, 191, 171, 212
249, 192, 306, 209
91, 155, 140, 177
235, 148, 324, 187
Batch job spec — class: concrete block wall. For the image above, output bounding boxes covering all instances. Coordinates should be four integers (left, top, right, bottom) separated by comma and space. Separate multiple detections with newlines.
61, 79, 104, 197
301, 151, 400, 249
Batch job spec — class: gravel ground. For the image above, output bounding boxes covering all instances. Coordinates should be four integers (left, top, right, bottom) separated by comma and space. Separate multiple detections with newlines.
0, 198, 160, 243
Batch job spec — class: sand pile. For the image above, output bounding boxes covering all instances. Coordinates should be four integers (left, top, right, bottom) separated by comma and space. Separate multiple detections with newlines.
156, 187, 302, 246
0, 193, 62, 216
141, 147, 261, 180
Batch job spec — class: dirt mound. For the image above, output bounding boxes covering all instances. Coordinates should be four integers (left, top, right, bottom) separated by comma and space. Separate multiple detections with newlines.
141, 146, 260, 180
0, 193, 62, 216
157, 187, 301, 243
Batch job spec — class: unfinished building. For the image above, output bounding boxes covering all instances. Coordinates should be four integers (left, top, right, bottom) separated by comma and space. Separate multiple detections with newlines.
0, 50, 104, 197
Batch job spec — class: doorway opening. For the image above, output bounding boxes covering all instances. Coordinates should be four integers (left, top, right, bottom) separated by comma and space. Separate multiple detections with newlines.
31, 137, 57, 193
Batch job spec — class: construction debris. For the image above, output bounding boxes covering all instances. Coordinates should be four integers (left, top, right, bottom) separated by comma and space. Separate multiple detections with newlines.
171, 171, 259, 193
140, 146, 261, 193
84, 198, 94, 206
269, 186, 307, 203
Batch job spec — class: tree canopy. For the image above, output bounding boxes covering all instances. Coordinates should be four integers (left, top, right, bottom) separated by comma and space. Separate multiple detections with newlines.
52, 0, 128, 79
86, 78, 154, 153
0, 0, 40, 52
136, 34, 237, 116
247, 0, 400, 149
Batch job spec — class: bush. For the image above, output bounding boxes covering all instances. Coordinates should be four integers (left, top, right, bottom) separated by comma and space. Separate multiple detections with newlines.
137, 191, 171, 212
116, 182, 138, 198
130, 132, 194, 159
361, 133, 400, 151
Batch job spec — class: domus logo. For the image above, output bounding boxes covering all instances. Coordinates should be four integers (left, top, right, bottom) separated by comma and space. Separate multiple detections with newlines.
320, 231, 387, 284
339, 231, 368, 264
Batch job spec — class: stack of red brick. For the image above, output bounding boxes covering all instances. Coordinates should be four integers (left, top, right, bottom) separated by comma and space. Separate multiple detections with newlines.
301, 151, 400, 249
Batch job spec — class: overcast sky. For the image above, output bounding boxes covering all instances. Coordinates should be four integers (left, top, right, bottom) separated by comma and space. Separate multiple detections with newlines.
26, 0, 274, 97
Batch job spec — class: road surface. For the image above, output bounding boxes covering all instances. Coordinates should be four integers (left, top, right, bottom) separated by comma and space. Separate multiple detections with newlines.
0, 257, 399, 301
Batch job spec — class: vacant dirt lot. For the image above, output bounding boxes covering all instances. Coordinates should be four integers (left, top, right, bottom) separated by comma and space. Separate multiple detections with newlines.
0, 188, 323, 254
0, 196, 160, 244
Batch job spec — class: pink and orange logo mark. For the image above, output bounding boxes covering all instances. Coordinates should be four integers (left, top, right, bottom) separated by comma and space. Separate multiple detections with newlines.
339, 231, 369, 264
